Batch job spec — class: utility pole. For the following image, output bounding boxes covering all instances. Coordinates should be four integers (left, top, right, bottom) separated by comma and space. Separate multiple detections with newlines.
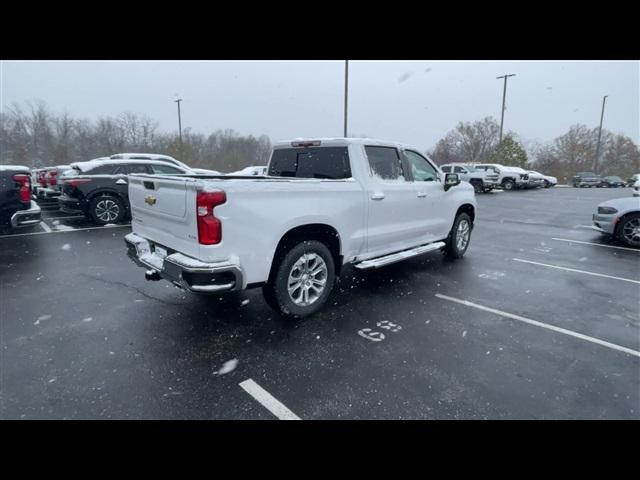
344, 60, 349, 137
496, 74, 516, 144
594, 95, 608, 174
174, 97, 183, 159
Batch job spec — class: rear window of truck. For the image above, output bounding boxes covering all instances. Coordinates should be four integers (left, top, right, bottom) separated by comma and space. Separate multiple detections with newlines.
268, 147, 351, 179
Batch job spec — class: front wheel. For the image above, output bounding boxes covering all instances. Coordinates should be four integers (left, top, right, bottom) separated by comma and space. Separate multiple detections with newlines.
262, 240, 335, 319
617, 213, 640, 248
471, 181, 483, 194
502, 179, 515, 191
443, 212, 472, 259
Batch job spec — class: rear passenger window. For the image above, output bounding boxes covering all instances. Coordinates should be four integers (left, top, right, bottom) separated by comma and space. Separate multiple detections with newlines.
441, 166, 451, 173
268, 147, 351, 179
365, 146, 404, 181
454, 166, 464, 173
126, 164, 150, 174
150, 164, 183, 174
86, 164, 116, 175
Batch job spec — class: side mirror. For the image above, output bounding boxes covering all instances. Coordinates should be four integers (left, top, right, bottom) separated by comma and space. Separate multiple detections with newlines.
444, 173, 460, 191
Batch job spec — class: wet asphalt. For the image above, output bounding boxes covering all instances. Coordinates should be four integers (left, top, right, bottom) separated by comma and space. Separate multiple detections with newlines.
1, 186, 638, 419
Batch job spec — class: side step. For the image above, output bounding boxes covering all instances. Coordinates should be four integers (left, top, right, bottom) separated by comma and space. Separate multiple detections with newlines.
354, 241, 446, 270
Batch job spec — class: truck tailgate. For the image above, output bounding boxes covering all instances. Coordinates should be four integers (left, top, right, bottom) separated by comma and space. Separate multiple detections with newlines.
128, 174, 200, 259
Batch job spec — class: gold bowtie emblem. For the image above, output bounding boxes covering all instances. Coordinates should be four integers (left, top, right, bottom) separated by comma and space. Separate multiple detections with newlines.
144, 195, 157, 206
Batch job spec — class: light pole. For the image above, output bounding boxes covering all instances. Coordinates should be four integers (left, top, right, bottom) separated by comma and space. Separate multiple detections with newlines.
496, 74, 516, 143
594, 95, 608, 174
174, 97, 183, 145
344, 60, 349, 137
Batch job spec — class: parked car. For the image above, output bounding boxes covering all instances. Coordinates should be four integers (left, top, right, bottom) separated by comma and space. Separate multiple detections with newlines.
440, 164, 499, 193
59, 158, 199, 225
633, 180, 640, 197
38, 165, 72, 200
124, 138, 476, 319
599, 176, 626, 188
524, 170, 546, 188
572, 172, 602, 188
592, 195, 640, 248
109, 153, 220, 175
472, 163, 530, 190
626, 174, 640, 187
528, 170, 557, 188
226, 166, 268, 176
0, 165, 41, 231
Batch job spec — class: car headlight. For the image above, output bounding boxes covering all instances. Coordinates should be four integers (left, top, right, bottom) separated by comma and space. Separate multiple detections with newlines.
597, 206, 618, 214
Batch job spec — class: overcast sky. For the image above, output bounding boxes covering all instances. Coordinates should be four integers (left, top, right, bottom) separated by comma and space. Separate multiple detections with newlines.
1, 60, 638, 151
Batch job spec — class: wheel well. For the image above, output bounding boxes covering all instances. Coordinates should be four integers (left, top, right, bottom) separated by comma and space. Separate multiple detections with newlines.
87, 191, 128, 211
615, 211, 640, 237
269, 224, 343, 280
456, 204, 475, 224
502, 177, 515, 183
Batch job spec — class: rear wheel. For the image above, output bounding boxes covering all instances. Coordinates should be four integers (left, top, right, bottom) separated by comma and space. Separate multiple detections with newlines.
443, 212, 472, 259
262, 240, 335, 319
88, 194, 126, 226
617, 213, 640, 248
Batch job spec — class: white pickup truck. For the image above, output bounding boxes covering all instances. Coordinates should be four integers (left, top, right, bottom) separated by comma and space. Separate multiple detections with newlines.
124, 138, 477, 318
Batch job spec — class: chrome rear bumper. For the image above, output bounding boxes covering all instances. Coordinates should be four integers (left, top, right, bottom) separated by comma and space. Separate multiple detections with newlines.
124, 232, 244, 294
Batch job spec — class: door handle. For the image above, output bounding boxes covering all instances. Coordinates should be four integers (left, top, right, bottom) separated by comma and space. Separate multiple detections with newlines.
371, 192, 385, 200
417, 192, 427, 198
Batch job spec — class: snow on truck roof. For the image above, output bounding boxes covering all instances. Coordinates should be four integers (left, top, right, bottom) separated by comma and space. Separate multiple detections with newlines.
0, 165, 30, 172
71, 158, 187, 172
273, 137, 420, 150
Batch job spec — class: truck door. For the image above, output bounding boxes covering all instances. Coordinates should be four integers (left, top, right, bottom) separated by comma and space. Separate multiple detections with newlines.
364, 145, 426, 257
402, 149, 452, 241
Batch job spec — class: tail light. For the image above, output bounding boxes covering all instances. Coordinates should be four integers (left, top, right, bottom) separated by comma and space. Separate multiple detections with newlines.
196, 190, 226, 245
38, 171, 47, 186
47, 170, 58, 186
64, 178, 92, 189
13, 174, 31, 202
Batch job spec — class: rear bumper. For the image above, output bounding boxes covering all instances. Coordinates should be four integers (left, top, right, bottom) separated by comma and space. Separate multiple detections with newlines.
10, 201, 42, 228
58, 195, 84, 214
124, 232, 244, 294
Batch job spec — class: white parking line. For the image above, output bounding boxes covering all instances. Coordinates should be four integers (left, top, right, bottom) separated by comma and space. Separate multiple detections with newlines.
0, 224, 131, 239
239, 379, 301, 420
39, 222, 52, 233
512, 258, 640, 285
45, 215, 85, 221
551, 237, 639, 252
435, 294, 640, 358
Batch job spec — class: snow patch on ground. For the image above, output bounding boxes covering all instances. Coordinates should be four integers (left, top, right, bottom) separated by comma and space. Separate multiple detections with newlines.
34, 314, 52, 325
82, 317, 93, 322
215, 359, 238, 375
61, 243, 71, 251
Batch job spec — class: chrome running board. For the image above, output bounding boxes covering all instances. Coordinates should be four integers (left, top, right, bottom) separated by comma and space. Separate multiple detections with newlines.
354, 241, 446, 270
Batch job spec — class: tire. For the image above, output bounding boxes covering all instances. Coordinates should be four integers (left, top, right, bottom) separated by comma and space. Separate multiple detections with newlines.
88, 194, 126, 226
544, 180, 551, 188
482, 187, 493, 193
262, 240, 336, 319
502, 179, 515, 191
617, 213, 640, 248
443, 212, 472, 259
470, 180, 483, 194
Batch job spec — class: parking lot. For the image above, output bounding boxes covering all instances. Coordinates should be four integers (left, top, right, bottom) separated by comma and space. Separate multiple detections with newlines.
1, 186, 638, 419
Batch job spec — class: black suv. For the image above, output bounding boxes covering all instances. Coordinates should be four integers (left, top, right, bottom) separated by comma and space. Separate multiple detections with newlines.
58, 159, 191, 225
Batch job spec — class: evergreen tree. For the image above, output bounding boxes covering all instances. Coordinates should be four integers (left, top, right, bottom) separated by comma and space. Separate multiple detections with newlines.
489, 135, 528, 168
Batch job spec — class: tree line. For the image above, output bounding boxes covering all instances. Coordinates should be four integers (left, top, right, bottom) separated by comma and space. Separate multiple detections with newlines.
1, 101, 638, 182
0, 101, 272, 172
427, 117, 639, 182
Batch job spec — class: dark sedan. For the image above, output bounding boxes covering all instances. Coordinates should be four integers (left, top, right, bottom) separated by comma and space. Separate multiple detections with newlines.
599, 176, 626, 188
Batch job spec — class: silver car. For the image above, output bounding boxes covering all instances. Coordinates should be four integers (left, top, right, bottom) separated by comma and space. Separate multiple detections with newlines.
592, 196, 640, 248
